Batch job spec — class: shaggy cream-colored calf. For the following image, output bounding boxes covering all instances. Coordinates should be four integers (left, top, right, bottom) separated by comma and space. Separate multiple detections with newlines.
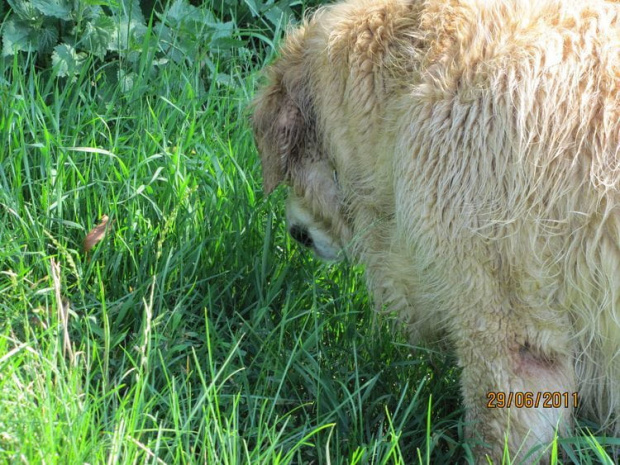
252, 0, 620, 461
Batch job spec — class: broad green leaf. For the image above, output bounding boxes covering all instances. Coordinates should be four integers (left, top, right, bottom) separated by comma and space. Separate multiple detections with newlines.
116, 0, 145, 24
165, 35, 195, 64
210, 21, 235, 41
37, 21, 59, 51
52, 43, 84, 77
7, 0, 41, 22
108, 18, 147, 52
211, 37, 245, 50
153, 22, 172, 48
263, 5, 287, 28
117, 68, 136, 93
159, 0, 215, 34
81, 15, 114, 57
81, 5, 104, 21
215, 72, 235, 88
2, 15, 40, 56
166, 0, 198, 26
31, 0, 72, 20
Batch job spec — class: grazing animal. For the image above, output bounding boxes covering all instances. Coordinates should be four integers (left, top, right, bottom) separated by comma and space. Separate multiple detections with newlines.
251, 0, 620, 461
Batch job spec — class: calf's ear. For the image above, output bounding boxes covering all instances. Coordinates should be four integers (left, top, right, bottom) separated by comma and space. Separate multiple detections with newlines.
251, 25, 309, 195
252, 90, 305, 195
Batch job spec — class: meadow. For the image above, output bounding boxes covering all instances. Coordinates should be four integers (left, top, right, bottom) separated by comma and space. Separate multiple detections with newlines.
0, 1, 616, 463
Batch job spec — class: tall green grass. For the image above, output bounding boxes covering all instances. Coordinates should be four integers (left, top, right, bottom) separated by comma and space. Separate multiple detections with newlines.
0, 5, 617, 464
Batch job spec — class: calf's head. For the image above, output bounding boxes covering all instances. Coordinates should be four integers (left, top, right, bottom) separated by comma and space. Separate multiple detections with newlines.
251, 28, 352, 261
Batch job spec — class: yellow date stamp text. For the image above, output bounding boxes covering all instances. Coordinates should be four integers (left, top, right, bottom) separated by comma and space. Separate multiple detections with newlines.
486, 391, 579, 409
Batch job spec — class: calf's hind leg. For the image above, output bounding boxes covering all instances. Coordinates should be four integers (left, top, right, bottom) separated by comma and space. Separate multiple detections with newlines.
455, 319, 576, 464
